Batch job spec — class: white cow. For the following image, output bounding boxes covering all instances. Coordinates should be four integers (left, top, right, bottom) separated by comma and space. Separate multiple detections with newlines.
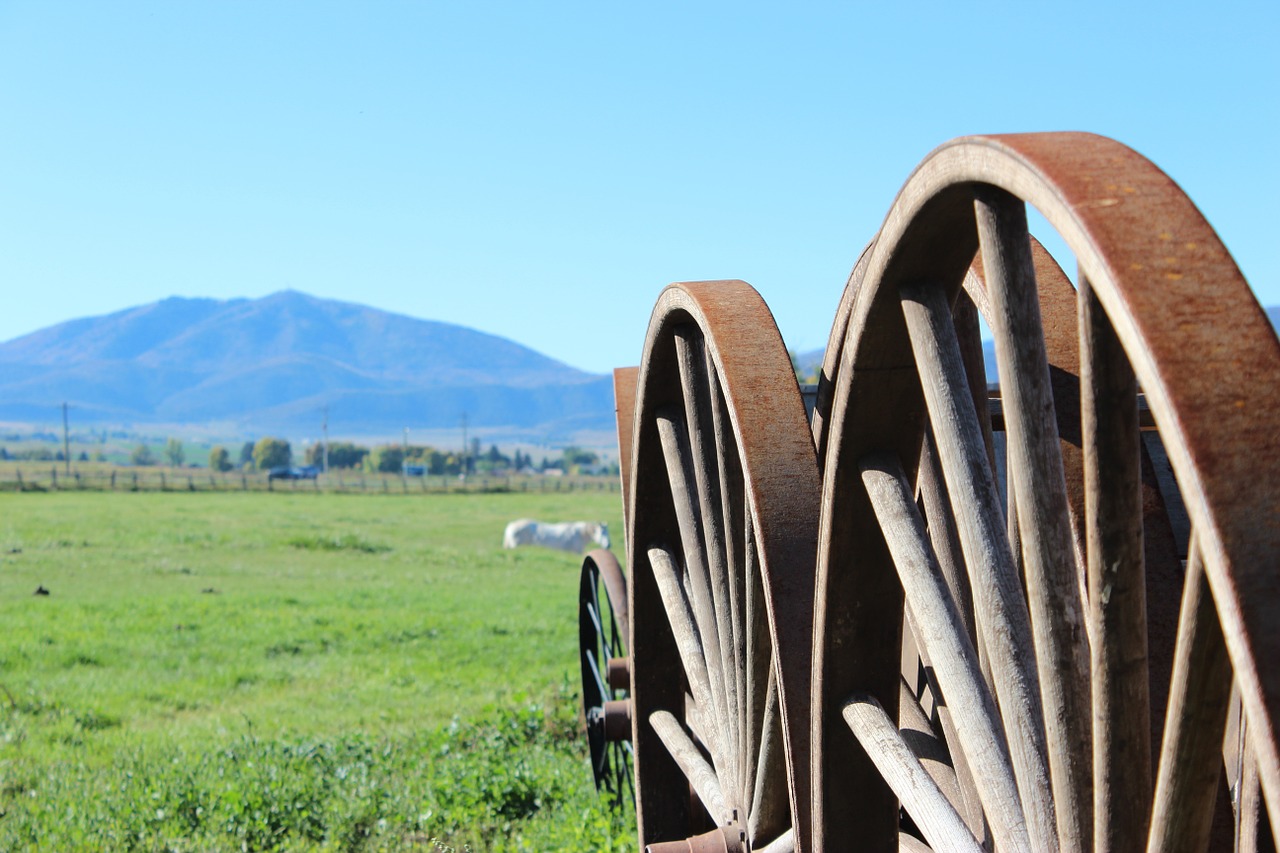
502, 519, 610, 554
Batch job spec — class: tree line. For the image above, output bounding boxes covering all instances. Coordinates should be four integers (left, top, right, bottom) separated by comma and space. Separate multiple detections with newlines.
199, 438, 613, 476
5, 435, 615, 476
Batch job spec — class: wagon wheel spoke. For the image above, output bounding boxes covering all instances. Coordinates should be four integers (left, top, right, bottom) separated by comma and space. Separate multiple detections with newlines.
896, 668, 986, 841
1146, 536, 1233, 852
977, 189, 1093, 853
707, 355, 749, 796
900, 279, 1059, 851
750, 651, 789, 845
743, 506, 771, 827
860, 451, 1030, 851
675, 328, 742, 791
648, 543, 729, 771
841, 692, 985, 852
630, 280, 818, 852
1079, 270, 1153, 847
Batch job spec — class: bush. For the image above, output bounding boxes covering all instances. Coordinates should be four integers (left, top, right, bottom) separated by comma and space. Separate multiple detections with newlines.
130, 444, 156, 466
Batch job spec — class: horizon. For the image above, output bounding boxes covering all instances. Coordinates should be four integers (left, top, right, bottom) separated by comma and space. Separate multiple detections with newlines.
1, 2, 1276, 375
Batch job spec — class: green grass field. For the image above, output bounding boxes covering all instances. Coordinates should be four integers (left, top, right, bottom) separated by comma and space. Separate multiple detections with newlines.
0, 491, 634, 851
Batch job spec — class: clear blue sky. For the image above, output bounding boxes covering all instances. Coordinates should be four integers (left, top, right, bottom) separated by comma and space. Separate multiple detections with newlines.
1, 1, 1275, 374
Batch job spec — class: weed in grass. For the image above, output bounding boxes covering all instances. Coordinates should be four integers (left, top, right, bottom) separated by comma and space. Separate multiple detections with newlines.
286, 533, 390, 554
0, 695, 634, 851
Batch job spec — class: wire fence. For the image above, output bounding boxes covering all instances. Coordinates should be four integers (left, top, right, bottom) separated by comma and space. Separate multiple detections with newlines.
0, 464, 619, 495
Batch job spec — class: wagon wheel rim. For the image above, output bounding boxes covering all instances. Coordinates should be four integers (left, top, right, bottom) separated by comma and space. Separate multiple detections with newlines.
812, 132, 1280, 852
628, 280, 820, 852
579, 548, 634, 807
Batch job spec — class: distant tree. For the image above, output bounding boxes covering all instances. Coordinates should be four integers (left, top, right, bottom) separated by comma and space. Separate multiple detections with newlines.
54, 451, 65, 462
368, 445, 405, 473
239, 441, 256, 469
562, 446, 599, 473
253, 437, 291, 470
306, 441, 368, 469
131, 444, 156, 466
335, 442, 370, 469
0, 447, 8, 460
790, 348, 818, 385
164, 438, 185, 467
77, 451, 89, 462
209, 445, 232, 472
423, 449, 456, 475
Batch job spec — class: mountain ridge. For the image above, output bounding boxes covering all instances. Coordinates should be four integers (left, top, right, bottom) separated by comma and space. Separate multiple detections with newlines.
0, 291, 613, 437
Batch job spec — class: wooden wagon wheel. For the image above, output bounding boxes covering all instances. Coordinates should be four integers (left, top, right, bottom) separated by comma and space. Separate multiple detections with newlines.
811, 132, 1280, 852
579, 547, 635, 807
628, 280, 820, 852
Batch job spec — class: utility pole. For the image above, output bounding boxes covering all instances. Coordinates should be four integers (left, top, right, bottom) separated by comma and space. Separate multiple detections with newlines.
61, 402, 70, 475
322, 406, 329, 473
460, 412, 469, 478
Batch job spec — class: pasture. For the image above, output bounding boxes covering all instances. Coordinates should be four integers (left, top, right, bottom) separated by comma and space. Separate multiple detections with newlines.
0, 490, 633, 850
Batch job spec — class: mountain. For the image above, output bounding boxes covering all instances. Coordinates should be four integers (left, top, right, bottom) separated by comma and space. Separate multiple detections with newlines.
0, 291, 614, 436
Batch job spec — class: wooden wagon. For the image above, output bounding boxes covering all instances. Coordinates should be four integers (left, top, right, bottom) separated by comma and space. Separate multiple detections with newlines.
579, 132, 1280, 853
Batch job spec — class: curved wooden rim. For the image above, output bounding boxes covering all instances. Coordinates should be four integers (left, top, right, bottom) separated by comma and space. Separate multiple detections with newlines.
629, 279, 820, 849
586, 547, 630, 646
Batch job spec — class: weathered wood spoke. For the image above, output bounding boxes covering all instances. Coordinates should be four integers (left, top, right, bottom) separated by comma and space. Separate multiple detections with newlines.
861, 451, 1030, 851
650, 710, 731, 825
841, 692, 984, 853
675, 328, 742, 793
900, 279, 1059, 852
1146, 537, 1233, 852
976, 188, 1092, 853
1079, 272, 1151, 850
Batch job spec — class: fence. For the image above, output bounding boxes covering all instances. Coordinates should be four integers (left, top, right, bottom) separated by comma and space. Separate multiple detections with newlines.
0, 464, 619, 495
